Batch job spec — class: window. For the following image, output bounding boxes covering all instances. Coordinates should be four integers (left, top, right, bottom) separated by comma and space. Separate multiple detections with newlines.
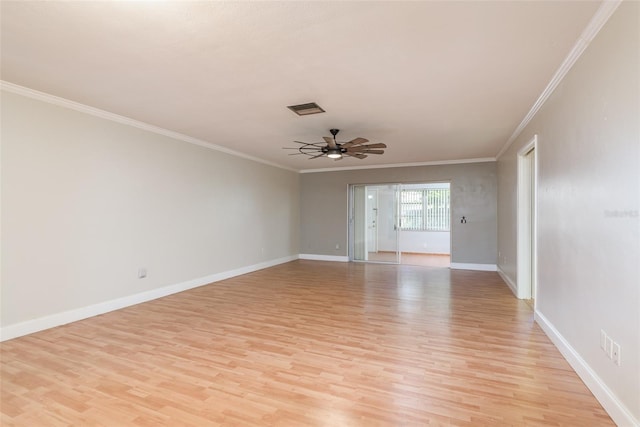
400, 188, 450, 231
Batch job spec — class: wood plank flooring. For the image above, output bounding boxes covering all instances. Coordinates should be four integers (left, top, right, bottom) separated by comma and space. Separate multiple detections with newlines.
1, 261, 613, 426
367, 252, 451, 267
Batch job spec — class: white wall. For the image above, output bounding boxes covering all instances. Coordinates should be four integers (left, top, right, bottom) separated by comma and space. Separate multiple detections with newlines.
400, 231, 450, 254
1, 90, 300, 334
497, 2, 639, 424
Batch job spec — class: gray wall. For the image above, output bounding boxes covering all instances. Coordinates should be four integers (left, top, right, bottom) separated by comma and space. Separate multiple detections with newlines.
300, 162, 497, 265
1, 90, 300, 327
497, 2, 639, 422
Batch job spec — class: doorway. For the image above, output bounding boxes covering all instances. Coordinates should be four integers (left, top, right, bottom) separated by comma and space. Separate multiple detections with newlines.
349, 182, 451, 267
351, 184, 400, 263
517, 136, 537, 303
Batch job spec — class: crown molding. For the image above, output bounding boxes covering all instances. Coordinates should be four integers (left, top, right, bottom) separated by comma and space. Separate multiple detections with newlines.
495, 0, 622, 160
2, 80, 491, 175
299, 157, 496, 174
0, 81, 297, 173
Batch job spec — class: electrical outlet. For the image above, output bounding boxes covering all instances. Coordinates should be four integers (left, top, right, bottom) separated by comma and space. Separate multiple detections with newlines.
335, 244, 340, 250
138, 268, 147, 279
612, 342, 621, 366
600, 330, 607, 350
605, 336, 613, 359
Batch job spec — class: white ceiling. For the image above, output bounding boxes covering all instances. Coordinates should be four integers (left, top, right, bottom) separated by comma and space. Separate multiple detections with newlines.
1, 1, 602, 171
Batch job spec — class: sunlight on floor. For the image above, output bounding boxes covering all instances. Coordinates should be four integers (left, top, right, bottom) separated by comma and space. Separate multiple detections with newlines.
367, 252, 450, 267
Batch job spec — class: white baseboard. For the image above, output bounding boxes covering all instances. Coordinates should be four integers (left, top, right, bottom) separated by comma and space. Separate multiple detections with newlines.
0, 255, 297, 342
450, 262, 497, 271
298, 254, 349, 262
535, 311, 639, 427
497, 267, 518, 297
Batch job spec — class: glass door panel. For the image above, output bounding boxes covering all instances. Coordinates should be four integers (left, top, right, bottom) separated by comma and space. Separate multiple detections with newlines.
352, 185, 367, 260
350, 184, 400, 263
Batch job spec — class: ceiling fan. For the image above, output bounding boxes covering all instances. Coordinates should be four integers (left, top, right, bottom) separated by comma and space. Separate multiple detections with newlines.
284, 129, 387, 160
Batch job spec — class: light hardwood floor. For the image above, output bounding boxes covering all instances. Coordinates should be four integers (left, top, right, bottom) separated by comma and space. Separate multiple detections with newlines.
367, 252, 451, 267
1, 261, 613, 426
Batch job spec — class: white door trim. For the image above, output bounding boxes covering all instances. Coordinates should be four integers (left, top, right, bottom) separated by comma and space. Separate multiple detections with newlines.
517, 135, 538, 300
366, 188, 379, 253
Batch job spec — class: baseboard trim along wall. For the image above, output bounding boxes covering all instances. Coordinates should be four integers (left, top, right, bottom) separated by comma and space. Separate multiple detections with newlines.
450, 263, 497, 271
497, 267, 518, 297
0, 255, 298, 342
298, 254, 350, 262
296, 257, 499, 270
535, 311, 639, 427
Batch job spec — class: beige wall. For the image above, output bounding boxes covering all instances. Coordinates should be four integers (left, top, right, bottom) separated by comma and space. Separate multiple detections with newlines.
1, 90, 300, 328
497, 2, 639, 422
300, 162, 497, 265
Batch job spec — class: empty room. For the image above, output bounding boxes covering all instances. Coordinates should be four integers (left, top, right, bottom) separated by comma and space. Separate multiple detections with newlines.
1, 1, 638, 426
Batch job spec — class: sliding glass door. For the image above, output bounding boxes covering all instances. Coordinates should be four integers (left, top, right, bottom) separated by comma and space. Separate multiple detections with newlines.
350, 184, 400, 263
350, 182, 452, 267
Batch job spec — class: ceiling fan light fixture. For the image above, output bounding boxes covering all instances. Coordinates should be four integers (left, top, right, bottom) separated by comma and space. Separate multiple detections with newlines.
284, 128, 384, 161
327, 149, 342, 159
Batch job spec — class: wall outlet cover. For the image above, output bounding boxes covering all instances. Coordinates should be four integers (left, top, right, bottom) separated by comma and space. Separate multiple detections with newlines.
605, 336, 613, 358
612, 342, 621, 366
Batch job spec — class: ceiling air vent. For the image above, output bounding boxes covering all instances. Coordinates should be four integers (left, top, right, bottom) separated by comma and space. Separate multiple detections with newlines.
287, 102, 325, 116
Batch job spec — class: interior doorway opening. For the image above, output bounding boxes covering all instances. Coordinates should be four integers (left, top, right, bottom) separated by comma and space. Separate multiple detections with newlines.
350, 182, 451, 268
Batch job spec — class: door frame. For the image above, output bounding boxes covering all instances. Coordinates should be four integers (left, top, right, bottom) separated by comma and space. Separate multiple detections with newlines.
366, 188, 379, 253
349, 183, 401, 264
349, 181, 452, 265
517, 135, 538, 300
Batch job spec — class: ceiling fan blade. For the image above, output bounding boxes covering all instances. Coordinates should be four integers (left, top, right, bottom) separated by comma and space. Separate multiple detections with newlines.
344, 152, 368, 159
341, 137, 369, 148
309, 153, 325, 159
362, 143, 387, 149
346, 146, 382, 152
323, 136, 338, 149
347, 143, 386, 152
360, 149, 384, 154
